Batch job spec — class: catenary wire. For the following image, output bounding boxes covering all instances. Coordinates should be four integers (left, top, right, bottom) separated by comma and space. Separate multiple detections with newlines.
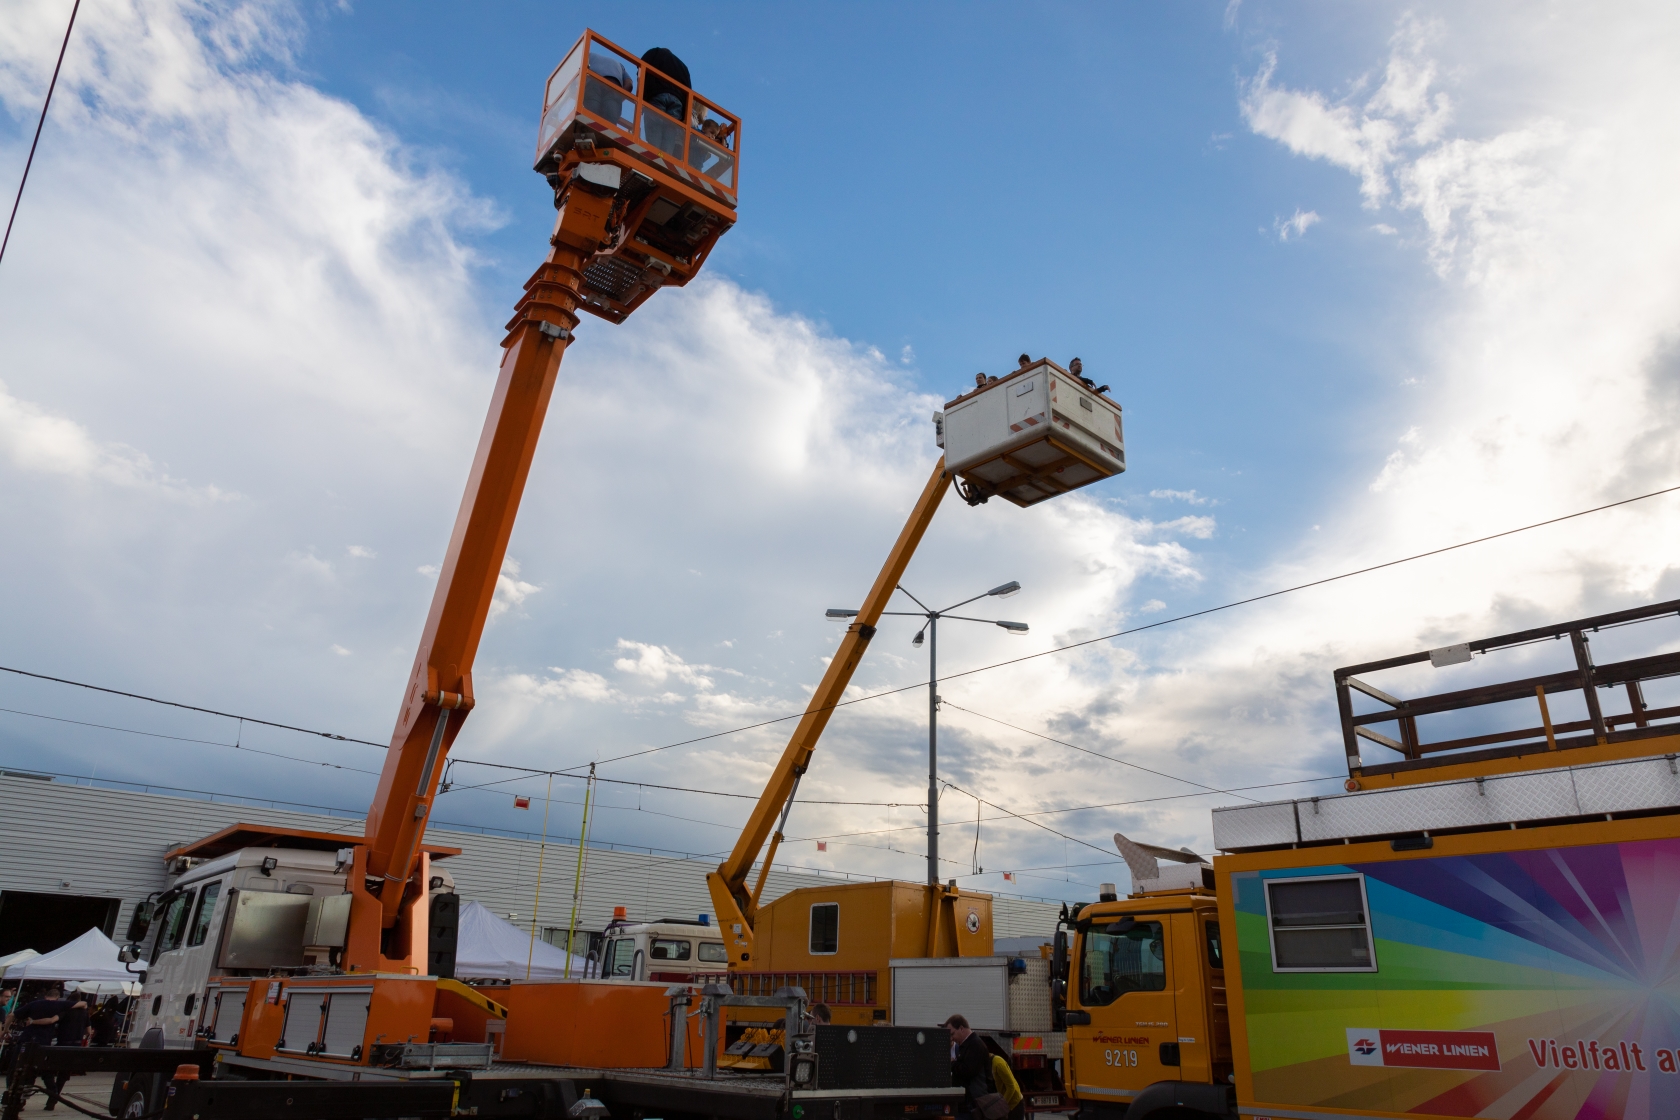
438, 755, 903, 806
0, 763, 1065, 902
560, 480, 1680, 772
0, 0, 81, 270
784, 770, 1345, 847
0, 705, 381, 775
932, 776, 1118, 861
0, 664, 388, 747
943, 702, 1265, 802
6, 481, 1674, 791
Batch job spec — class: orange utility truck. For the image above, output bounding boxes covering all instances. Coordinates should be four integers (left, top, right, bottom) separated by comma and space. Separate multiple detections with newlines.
1054, 599, 1680, 1120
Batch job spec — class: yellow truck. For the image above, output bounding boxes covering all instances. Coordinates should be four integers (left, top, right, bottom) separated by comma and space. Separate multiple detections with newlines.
1056, 598, 1680, 1120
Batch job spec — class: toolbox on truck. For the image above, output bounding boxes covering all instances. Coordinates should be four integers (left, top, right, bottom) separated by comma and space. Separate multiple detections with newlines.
890, 955, 1053, 1033
937, 359, 1124, 507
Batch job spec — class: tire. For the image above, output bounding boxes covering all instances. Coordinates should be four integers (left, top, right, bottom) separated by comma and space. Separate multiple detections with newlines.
121, 1088, 149, 1119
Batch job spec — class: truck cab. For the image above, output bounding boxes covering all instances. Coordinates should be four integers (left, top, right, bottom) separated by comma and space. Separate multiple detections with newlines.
598, 917, 729, 982
126, 846, 351, 1049
1060, 859, 1233, 1120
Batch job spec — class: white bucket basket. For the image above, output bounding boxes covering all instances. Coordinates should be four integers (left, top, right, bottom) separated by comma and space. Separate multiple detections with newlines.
936, 359, 1124, 507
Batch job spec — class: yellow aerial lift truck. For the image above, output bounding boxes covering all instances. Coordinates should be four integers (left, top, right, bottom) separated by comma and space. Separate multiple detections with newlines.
704, 359, 1127, 1098
1055, 598, 1680, 1120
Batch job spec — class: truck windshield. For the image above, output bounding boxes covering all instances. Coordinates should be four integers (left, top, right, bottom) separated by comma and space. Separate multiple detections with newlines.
606, 938, 639, 977
1080, 922, 1165, 1006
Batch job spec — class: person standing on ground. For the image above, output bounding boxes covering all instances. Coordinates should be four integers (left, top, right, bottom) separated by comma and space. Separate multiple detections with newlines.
989, 1053, 1024, 1120
89, 998, 122, 1047
14, 984, 66, 1107
941, 1014, 994, 1117
42, 990, 90, 1108
55, 991, 89, 1045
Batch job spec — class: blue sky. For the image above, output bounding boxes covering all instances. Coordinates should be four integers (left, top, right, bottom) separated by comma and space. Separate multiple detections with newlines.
1, 0, 1677, 903
294, 1, 1433, 562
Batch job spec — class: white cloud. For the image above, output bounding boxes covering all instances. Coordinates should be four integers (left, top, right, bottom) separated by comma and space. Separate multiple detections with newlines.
612, 640, 716, 690
1149, 489, 1212, 506
347, 545, 376, 559
1153, 516, 1217, 541
331, 643, 351, 656
489, 557, 539, 620
1274, 208, 1320, 241
8, 0, 1676, 894
0, 378, 231, 502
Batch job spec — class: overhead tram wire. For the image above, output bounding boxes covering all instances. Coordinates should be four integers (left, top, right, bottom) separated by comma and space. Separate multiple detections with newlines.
0, 764, 944, 892
555, 479, 1680, 774
6, 480, 1675, 791
0, 705, 382, 776
784, 769, 1347, 848
942, 701, 1268, 802
436, 756, 904, 806
932, 776, 1118, 861
0, 0, 81, 270
0, 664, 389, 748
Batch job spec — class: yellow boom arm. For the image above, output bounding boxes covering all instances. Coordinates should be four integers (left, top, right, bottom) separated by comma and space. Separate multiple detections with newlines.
707, 458, 950, 965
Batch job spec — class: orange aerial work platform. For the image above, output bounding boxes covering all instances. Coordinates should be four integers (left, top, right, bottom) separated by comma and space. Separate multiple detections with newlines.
153, 29, 748, 1079
531, 30, 738, 322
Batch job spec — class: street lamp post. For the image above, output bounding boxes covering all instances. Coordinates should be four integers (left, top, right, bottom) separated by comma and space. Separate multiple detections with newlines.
828, 581, 1026, 886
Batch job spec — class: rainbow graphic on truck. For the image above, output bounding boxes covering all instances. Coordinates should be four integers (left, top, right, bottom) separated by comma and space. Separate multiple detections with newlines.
1227, 834, 1680, 1118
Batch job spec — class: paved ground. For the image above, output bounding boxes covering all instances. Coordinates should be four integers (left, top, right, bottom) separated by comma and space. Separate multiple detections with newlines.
12, 1073, 114, 1115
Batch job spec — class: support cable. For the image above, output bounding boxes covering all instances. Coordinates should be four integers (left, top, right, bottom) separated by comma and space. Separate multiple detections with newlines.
1, 0, 81, 270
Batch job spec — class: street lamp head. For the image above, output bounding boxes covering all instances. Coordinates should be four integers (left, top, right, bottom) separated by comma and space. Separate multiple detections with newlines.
987, 581, 1022, 599
825, 609, 858, 619
912, 629, 926, 648
996, 621, 1029, 634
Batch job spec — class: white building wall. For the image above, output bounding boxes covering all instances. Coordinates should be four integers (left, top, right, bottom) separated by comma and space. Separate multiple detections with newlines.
0, 775, 1060, 944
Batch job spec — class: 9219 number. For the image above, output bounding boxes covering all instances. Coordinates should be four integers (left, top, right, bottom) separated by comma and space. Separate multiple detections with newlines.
1104, 1049, 1138, 1067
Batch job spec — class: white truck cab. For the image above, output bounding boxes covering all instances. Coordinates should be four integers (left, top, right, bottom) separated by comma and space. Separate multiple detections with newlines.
127, 846, 351, 1048
597, 917, 729, 982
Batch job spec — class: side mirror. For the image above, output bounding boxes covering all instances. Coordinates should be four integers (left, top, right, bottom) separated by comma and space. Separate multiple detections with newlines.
125, 899, 156, 944
117, 944, 139, 964
1061, 1009, 1091, 1027
1051, 930, 1068, 983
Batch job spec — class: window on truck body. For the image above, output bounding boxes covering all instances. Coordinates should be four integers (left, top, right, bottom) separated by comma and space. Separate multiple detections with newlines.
186, 881, 222, 947
1078, 922, 1165, 1006
1205, 920, 1223, 970
810, 903, 839, 955
156, 888, 196, 955
651, 938, 692, 961
1264, 874, 1377, 972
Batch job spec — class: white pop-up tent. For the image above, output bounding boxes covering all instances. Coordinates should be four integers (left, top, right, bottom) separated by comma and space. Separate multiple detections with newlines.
2, 928, 147, 984
454, 901, 583, 982
0, 948, 40, 974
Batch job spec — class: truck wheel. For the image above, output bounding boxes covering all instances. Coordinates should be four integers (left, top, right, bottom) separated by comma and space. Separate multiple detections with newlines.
121, 1088, 149, 1118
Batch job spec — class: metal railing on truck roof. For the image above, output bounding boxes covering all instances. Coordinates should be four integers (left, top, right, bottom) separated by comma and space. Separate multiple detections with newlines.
1337, 598, 1680, 779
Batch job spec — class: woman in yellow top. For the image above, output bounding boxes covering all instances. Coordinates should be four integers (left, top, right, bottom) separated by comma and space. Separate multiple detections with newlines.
989, 1054, 1024, 1120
